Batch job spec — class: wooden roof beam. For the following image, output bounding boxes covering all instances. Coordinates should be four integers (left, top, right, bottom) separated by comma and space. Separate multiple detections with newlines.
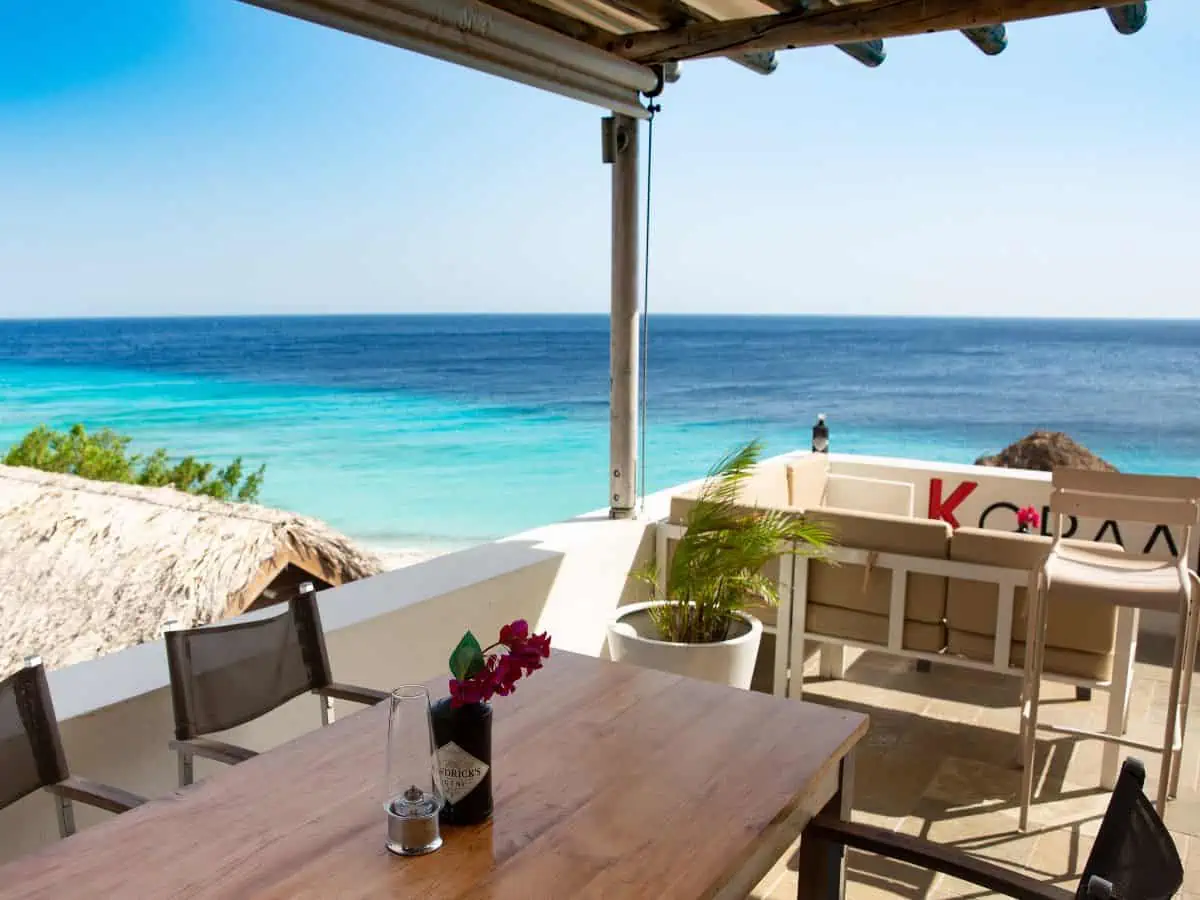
961, 24, 1007, 54
608, 0, 1130, 64
604, 0, 779, 72
764, 0, 1003, 59
758, 0, 885, 67
1107, 3, 1146, 35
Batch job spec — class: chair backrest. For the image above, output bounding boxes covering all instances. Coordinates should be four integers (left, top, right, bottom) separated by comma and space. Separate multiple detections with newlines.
165, 588, 334, 740
1077, 757, 1183, 900
1050, 469, 1200, 555
0, 661, 69, 811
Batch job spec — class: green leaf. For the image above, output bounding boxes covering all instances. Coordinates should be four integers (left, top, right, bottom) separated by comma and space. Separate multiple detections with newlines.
449, 631, 486, 681
636, 438, 836, 644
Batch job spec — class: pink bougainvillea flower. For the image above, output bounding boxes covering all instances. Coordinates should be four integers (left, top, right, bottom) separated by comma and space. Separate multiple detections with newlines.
447, 620, 552, 707
490, 656, 520, 696
528, 632, 552, 659
1016, 506, 1041, 529
449, 676, 489, 708
499, 619, 529, 647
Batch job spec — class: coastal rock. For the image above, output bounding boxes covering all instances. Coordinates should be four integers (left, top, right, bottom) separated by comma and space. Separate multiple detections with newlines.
975, 431, 1118, 473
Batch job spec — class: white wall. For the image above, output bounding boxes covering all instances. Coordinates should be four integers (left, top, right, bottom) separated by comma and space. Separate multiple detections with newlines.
0, 503, 661, 864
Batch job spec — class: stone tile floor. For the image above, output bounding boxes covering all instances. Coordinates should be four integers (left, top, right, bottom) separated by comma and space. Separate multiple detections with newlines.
753, 638, 1200, 900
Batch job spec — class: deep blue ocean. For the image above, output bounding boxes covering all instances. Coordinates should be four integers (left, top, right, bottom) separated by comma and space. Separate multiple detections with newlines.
1, 315, 1197, 556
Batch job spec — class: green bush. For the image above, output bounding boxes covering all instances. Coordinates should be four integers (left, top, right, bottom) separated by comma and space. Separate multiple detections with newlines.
4, 424, 265, 503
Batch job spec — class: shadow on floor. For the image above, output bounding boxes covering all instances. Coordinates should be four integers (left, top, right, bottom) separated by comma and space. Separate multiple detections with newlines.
759, 634, 1200, 899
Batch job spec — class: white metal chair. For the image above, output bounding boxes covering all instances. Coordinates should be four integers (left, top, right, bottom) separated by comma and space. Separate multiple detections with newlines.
1018, 469, 1200, 830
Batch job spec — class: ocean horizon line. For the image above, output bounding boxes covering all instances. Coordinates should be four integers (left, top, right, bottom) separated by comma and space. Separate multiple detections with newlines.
4, 312, 1200, 324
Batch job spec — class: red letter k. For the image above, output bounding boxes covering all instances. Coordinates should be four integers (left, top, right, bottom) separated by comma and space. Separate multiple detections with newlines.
928, 478, 978, 529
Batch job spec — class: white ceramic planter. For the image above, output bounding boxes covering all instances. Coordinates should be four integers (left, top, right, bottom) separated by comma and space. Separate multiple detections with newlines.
606, 601, 764, 690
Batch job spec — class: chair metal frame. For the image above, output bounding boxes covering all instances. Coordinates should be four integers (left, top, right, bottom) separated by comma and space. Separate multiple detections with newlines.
805, 757, 1182, 900
1019, 469, 1200, 829
165, 582, 388, 787
1, 657, 145, 838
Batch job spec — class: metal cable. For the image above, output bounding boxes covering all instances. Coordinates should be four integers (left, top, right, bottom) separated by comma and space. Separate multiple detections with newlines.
638, 102, 659, 512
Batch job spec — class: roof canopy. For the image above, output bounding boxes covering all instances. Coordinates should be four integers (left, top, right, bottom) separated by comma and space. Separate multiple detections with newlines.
243, 0, 1149, 117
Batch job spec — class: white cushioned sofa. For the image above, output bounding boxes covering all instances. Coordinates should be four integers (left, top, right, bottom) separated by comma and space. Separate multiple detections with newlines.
658, 455, 1137, 733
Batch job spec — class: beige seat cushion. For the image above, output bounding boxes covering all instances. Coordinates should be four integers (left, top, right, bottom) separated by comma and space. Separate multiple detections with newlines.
947, 629, 1114, 682
806, 508, 951, 624
947, 528, 1120, 657
1045, 544, 1189, 614
807, 603, 945, 653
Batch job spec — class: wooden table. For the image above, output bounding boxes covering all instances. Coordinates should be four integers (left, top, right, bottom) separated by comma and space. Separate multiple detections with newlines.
0, 651, 867, 899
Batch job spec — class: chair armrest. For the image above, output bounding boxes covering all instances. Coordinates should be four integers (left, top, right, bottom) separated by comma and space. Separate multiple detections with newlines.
807, 815, 1072, 900
320, 682, 390, 706
169, 737, 258, 767
46, 776, 146, 814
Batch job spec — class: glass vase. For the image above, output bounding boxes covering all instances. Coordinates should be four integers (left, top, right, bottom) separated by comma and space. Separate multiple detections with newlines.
384, 685, 444, 855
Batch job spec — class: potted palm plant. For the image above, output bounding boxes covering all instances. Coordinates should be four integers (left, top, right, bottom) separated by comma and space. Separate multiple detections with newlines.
610, 440, 833, 690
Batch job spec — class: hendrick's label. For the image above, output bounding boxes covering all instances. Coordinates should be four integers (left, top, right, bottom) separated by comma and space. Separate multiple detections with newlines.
431, 698, 493, 825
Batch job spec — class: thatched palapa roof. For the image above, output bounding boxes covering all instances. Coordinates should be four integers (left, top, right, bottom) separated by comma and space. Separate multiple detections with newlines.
975, 430, 1118, 473
0, 465, 383, 678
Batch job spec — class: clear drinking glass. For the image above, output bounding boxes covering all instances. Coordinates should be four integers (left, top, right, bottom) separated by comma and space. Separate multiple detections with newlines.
385, 685, 445, 856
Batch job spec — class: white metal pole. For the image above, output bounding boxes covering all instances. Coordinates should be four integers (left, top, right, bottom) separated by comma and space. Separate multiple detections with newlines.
607, 113, 639, 519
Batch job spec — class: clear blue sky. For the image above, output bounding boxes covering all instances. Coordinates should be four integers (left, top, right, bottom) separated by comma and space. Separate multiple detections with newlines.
1, 1, 1197, 318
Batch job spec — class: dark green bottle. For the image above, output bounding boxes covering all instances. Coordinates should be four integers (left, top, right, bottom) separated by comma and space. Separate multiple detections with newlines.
431, 698, 493, 825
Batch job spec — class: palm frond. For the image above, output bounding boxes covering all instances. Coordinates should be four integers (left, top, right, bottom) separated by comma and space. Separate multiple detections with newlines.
636, 440, 838, 644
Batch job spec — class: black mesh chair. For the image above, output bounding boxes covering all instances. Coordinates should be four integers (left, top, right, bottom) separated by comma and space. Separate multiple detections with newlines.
165, 582, 388, 787
804, 757, 1182, 900
1, 658, 145, 837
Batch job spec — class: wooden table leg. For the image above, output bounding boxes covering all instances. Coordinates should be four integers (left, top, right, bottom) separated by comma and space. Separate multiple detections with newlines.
796, 750, 855, 900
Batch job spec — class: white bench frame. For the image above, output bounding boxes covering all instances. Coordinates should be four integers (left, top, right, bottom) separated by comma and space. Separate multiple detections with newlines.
654, 520, 1138, 789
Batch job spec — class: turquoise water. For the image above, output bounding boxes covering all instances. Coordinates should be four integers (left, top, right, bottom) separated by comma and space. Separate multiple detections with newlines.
2, 315, 1198, 553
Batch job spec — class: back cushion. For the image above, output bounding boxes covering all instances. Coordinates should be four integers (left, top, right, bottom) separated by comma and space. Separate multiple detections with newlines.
806, 508, 951, 623
947, 528, 1119, 655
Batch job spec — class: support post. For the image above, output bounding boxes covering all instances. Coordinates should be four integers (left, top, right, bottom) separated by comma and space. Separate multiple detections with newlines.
604, 112, 640, 519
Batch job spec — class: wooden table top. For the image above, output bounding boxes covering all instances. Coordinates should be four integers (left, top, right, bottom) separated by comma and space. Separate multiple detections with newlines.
0, 651, 867, 899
